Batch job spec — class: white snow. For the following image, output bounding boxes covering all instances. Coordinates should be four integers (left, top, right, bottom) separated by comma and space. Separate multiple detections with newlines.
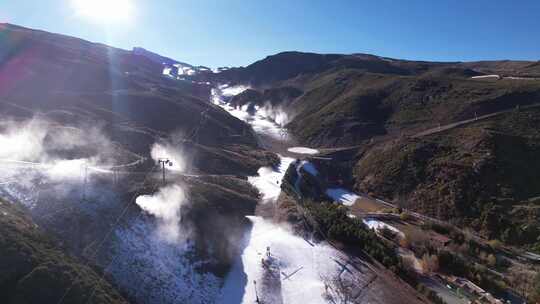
211, 86, 290, 140
219, 216, 346, 304
109, 218, 222, 303
505, 76, 537, 80
471, 74, 500, 79
363, 218, 404, 238
471, 75, 537, 80
249, 113, 287, 139
162, 64, 198, 78
0, 157, 223, 304
162, 67, 172, 76
221, 84, 250, 97
46, 159, 88, 181
325, 188, 361, 206
287, 147, 319, 155
214, 67, 230, 73
248, 156, 294, 203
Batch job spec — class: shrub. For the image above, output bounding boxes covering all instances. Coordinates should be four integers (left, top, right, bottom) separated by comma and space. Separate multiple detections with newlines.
487, 239, 502, 250
399, 212, 410, 221
304, 201, 399, 268
486, 254, 497, 267
420, 254, 440, 273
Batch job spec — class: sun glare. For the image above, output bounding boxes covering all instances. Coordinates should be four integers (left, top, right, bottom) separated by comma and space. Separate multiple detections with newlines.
71, 0, 134, 25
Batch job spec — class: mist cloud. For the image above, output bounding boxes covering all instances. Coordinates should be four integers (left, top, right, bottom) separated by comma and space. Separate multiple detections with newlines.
0, 115, 120, 211
135, 184, 187, 243
0, 116, 115, 171
0, 118, 48, 161
150, 142, 186, 172
257, 103, 290, 126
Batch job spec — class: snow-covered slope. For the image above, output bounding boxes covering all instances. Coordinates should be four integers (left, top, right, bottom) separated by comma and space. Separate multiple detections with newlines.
219, 216, 346, 304
211, 85, 290, 140
212, 84, 371, 304
108, 218, 223, 303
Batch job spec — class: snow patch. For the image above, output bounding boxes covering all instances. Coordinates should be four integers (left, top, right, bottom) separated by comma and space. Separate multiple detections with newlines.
219, 216, 345, 304
221, 85, 250, 97
363, 218, 404, 238
211, 86, 290, 140
248, 112, 287, 139
287, 147, 319, 155
505, 76, 537, 80
109, 219, 222, 303
471, 74, 500, 79
326, 188, 361, 206
248, 156, 294, 203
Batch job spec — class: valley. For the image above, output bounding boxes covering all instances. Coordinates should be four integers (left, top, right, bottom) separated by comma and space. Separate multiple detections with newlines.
0, 22, 539, 304
211, 84, 425, 304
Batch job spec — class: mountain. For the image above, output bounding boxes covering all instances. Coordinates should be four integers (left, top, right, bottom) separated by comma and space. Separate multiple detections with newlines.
221, 51, 540, 147
217, 51, 417, 85
218, 51, 540, 87
2, 22, 539, 303
0, 23, 275, 175
218, 51, 540, 251
354, 106, 540, 249
461, 60, 540, 78
0, 23, 276, 302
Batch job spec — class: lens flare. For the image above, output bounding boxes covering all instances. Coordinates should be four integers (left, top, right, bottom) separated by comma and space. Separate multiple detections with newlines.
71, 0, 134, 25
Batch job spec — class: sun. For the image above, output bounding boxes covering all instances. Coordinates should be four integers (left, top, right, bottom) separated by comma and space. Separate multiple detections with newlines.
71, 0, 135, 25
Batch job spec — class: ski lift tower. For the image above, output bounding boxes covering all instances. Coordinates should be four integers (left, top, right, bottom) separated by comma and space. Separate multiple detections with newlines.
279, 127, 288, 142
158, 158, 173, 184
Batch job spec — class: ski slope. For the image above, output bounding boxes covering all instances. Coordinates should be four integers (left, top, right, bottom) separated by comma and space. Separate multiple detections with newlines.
220, 216, 344, 304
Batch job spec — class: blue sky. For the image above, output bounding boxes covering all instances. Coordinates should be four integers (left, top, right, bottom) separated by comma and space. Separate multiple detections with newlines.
1, 0, 539, 68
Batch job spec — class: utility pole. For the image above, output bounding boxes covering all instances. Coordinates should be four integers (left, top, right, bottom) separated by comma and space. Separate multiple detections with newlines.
193, 109, 209, 144
112, 168, 119, 186
158, 158, 173, 184
253, 280, 260, 304
279, 127, 288, 141
81, 163, 88, 201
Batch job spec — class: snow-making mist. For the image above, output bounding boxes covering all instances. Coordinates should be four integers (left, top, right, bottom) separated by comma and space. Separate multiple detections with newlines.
135, 184, 187, 243
0, 116, 118, 167
0, 115, 134, 209
149, 143, 186, 172
212, 85, 291, 141
0, 113, 237, 303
